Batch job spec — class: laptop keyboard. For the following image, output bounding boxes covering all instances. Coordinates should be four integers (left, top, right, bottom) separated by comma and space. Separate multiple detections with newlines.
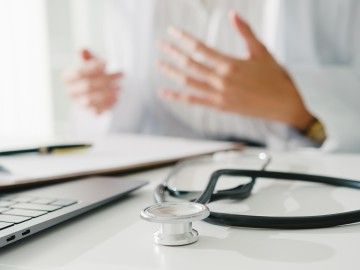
0, 196, 77, 230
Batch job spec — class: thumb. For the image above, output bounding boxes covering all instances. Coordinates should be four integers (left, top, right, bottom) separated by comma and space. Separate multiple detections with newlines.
78, 48, 106, 76
80, 48, 95, 61
228, 10, 266, 58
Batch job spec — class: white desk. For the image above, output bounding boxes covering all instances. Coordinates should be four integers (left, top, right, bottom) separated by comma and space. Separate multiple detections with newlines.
1, 151, 360, 270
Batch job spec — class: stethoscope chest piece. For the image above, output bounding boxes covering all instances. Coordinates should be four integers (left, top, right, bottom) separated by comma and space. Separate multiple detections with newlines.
141, 202, 210, 246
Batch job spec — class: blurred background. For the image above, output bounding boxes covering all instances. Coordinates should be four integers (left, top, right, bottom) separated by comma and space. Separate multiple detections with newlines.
0, 0, 266, 144
0, 0, 110, 144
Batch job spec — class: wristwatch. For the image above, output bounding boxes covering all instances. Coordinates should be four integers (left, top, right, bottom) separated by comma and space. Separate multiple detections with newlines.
304, 118, 326, 144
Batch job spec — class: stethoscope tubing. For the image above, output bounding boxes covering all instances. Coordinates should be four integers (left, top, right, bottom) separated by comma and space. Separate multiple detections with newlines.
156, 169, 360, 229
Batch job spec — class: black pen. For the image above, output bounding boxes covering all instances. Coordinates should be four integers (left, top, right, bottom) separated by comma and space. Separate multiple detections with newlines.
0, 143, 92, 156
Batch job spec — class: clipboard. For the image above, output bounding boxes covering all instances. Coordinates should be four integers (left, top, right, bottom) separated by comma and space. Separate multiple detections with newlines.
0, 134, 238, 191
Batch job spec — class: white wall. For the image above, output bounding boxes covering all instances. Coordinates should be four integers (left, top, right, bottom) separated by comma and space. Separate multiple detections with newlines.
0, 0, 53, 144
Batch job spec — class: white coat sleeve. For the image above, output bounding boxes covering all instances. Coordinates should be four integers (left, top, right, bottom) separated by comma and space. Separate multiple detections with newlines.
289, 65, 360, 152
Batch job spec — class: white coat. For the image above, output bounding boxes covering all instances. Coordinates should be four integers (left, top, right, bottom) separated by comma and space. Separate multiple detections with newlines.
103, 0, 360, 152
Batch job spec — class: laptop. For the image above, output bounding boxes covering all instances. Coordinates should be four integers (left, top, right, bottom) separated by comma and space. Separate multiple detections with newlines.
0, 176, 147, 248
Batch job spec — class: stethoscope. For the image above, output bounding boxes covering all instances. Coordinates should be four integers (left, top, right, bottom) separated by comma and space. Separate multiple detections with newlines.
141, 152, 360, 246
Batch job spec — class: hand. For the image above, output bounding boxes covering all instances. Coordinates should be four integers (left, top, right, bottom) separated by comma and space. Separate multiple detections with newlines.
63, 49, 123, 114
157, 11, 314, 131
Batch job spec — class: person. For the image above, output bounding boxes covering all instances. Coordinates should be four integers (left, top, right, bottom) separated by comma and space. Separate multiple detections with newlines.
64, 0, 360, 152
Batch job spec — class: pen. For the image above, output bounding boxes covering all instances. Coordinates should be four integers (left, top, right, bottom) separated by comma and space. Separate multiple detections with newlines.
0, 143, 92, 156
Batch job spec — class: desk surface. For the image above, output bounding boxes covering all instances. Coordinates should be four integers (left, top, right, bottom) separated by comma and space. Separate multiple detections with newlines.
1, 151, 360, 270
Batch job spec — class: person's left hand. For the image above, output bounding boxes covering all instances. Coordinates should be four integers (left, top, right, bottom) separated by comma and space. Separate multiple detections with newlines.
157, 11, 314, 131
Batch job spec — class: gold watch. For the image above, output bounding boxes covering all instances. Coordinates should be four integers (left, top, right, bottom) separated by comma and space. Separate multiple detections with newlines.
304, 119, 326, 144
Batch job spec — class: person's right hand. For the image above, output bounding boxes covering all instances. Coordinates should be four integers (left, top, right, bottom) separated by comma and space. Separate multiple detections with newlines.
64, 49, 123, 114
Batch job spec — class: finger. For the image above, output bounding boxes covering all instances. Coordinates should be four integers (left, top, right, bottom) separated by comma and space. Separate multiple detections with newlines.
159, 41, 241, 77
69, 72, 121, 97
93, 89, 119, 114
157, 61, 217, 93
78, 58, 106, 77
107, 72, 123, 82
168, 27, 232, 65
79, 88, 119, 113
79, 48, 106, 76
158, 41, 215, 79
64, 60, 107, 84
159, 89, 223, 109
228, 11, 267, 58
74, 49, 106, 80
81, 48, 94, 61
69, 72, 122, 97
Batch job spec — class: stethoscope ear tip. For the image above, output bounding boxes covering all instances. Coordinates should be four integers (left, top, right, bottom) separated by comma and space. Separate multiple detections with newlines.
141, 201, 209, 246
